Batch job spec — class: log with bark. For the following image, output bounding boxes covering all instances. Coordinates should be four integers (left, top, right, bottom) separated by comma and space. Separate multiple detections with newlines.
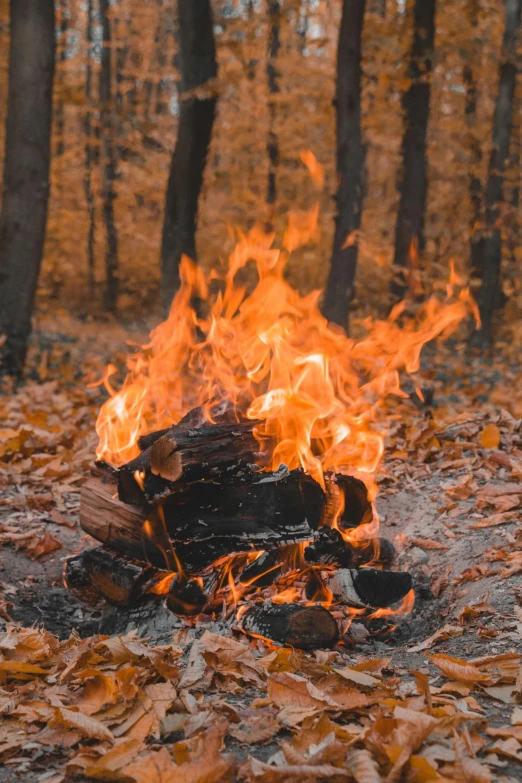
241, 602, 339, 649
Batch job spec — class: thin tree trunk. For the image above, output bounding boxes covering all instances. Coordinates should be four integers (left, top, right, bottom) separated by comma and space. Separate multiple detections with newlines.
99, 0, 119, 313
160, 0, 217, 314
463, 0, 483, 285
473, 0, 522, 343
266, 0, 281, 207
55, 0, 68, 157
84, 0, 96, 297
322, 0, 366, 329
506, 79, 521, 265
391, 0, 436, 301
0, 0, 56, 375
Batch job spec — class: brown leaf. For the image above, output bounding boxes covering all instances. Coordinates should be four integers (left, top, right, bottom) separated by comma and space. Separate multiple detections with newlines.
410, 537, 448, 551
229, 712, 281, 744
24, 530, 62, 559
453, 730, 491, 783
268, 672, 336, 710
85, 739, 145, 779
346, 749, 382, 783
428, 654, 492, 684
479, 423, 501, 449
50, 707, 115, 742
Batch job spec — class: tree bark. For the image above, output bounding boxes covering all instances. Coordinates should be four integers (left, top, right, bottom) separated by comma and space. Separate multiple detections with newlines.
160, 0, 217, 314
463, 0, 483, 289
0, 0, 56, 375
55, 0, 68, 157
99, 0, 119, 313
472, 0, 522, 343
84, 0, 96, 297
322, 0, 366, 329
266, 0, 281, 208
391, 0, 436, 301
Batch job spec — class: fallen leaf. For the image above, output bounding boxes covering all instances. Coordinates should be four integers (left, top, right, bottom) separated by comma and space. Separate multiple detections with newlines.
50, 707, 115, 742
479, 424, 501, 449
428, 654, 492, 684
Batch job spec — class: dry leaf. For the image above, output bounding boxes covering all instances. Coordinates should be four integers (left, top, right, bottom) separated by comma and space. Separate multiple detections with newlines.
479, 424, 501, 449
50, 707, 115, 742
428, 654, 492, 684
24, 530, 62, 559
346, 748, 382, 782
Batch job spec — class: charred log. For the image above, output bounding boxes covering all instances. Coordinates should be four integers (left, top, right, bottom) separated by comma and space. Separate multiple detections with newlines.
304, 527, 395, 570
64, 547, 153, 607
242, 602, 339, 649
326, 568, 412, 608
239, 550, 283, 587
117, 420, 265, 504
81, 475, 317, 575
166, 575, 207, 616
323, 474, 373, 529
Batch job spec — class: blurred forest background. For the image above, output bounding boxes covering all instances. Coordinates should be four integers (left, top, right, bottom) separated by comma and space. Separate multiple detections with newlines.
0, 0, 520, 337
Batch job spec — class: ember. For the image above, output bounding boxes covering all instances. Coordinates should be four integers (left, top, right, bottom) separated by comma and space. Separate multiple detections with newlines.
68, 157, 476, 647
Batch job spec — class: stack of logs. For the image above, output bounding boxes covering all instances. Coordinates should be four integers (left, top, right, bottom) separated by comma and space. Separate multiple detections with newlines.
66, 407, 412, 649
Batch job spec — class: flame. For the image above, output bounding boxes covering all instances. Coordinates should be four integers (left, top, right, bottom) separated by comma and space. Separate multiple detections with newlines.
95, 224, 474, 491
92, 152, 477, 632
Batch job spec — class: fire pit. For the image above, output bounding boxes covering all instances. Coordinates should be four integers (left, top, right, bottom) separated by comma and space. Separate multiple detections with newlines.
66, 227, 473, 648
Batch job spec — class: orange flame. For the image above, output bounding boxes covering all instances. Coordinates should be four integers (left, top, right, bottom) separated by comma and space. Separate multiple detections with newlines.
95, 226, 474, 492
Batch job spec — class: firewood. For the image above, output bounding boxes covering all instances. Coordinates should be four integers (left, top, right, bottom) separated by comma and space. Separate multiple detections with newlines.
118, 420, 266, 504
65, 547, 153, 607
323, 473, 373, 529
304, 527, 396, 569
326, 568, 412, 608
241, 602, 339, 649
166, 575, 207, 615
80, 474, 318, 575
64, 552, 103, 607
239, 550, 283, 587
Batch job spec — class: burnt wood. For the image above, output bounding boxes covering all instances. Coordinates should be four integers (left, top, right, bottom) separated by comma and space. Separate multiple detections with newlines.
323, 473, 373, 529
242, 602, 339, 649
65, 547, 153, 607
304, 527, 395, 570
118, 420, 266, 504
327, 567, 412, 609
239, 550, 283, 587
166, 576, 207, 615
80, 473, 319, 575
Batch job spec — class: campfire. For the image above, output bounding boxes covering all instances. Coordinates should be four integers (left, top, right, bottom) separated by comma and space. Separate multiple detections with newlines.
66, 176, 476, 648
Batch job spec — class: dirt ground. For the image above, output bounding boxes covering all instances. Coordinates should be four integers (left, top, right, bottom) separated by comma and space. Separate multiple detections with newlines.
0, 319, 521, 781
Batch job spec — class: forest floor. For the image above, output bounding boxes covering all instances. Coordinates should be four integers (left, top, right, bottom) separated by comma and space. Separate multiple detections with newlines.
0, 315, 521, 782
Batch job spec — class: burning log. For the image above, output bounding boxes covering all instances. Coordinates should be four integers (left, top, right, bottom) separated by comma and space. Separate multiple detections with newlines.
80, 472, 320, 575
65, 547, 153, 607
323, 474, 373, 530
241, 602, 339, 649
165, 575, 208, 616
326, 568, 412, 609
304, 527, 396, 569
239, 550, 283, 587
118, 419, 266, 504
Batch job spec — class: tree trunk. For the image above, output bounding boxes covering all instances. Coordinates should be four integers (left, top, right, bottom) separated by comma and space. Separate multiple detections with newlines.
463, 0, 483, 288
266, 0, 281, 208
391, 0, 436, 301
99, 0, 119, 313
84, 0, 96, 297
322, 0, 366, 329
473, 0, 522, 343
160, 0, 217, 314
506, 76, 521, 265
55, 0, 68, 157
0, 0, 56, 375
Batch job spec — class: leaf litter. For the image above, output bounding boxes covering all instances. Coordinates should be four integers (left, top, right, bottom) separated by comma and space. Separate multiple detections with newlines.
0, 321, 521, 779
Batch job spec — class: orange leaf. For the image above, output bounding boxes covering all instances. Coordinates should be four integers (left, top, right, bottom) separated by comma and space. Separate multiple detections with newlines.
428, 654, 492, 684
479, 423, 500, 449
